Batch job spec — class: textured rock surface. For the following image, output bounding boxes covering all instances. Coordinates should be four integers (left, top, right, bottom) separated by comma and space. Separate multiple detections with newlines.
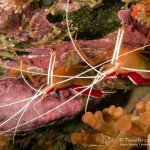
0, 0, 150, 149
0, 79, 83, 134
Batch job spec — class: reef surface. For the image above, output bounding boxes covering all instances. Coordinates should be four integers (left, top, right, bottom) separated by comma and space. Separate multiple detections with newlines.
0, 0, 150, 149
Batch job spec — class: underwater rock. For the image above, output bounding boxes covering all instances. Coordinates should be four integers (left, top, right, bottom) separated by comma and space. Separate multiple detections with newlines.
0, 1, 76, 44
0, 2, 149, 149
0, 78, 83, 135
124, 86, 150, 113
0, 0, 122, 45
118, 8, 150, 48
1, 18, 149, 75
70, 0, 123, 39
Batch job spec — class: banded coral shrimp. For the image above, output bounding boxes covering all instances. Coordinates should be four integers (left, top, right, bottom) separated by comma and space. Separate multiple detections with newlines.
0, 40, 150, 145
0, 34, 150, 144
0, 0, 150, 147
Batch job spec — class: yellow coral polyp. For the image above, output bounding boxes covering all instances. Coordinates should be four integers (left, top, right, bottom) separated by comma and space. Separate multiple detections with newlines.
71, 101, 150, 150
82, 111, 118, 137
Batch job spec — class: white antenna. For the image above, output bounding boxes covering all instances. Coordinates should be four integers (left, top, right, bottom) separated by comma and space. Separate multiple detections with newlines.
111, 28, 124, 64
